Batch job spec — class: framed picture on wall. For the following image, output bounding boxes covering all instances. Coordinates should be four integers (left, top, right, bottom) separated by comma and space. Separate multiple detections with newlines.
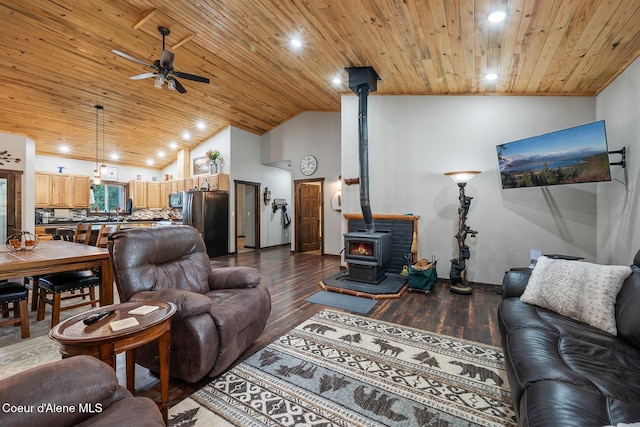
193, 156, 209, 175
100, 166, 118, 181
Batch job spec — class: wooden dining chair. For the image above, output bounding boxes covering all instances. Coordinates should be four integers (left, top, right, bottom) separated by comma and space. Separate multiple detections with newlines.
95, 224, 121, 248
73, 222, 93, 245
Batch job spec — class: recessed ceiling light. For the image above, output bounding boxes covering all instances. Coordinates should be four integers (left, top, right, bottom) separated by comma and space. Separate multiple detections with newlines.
169, 142, 178, 149
485, 73, 498, 81
196, 121, 206, 130
146, 159, 154, 166
59, 145, 69, 153
110, 153, 119, 161
182, 131, 190, 140
157, 151, 165, 158
290, 38, 302, 48
332, 77, 342, 86
488, 11, 506, 22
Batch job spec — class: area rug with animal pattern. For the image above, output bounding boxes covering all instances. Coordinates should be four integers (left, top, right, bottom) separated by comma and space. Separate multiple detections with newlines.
168, 309, 516, 426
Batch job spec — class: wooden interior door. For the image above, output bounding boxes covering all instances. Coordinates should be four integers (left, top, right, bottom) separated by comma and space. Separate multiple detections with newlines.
299, 183, 320, 252
0, 170, 22, 243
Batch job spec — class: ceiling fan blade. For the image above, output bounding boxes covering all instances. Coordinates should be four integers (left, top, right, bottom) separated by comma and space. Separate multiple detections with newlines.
159, 49, 174, 68
171, 77, 187, 94
111, 49, 154, 68
173, 71, 210, 84
129, 72, 156, 80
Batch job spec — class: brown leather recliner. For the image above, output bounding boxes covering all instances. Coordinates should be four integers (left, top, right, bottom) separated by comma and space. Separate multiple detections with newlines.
108, 225, 271, 383
0, 355, 164, 427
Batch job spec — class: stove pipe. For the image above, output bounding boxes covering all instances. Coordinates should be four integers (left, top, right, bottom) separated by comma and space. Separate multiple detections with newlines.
347, 66, 380, 233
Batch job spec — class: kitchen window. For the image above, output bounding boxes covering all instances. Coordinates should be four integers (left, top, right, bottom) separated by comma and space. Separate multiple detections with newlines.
92, 184, 125, 212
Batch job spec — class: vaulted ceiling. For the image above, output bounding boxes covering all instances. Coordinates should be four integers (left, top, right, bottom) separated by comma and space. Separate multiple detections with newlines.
1, 0, 639, 170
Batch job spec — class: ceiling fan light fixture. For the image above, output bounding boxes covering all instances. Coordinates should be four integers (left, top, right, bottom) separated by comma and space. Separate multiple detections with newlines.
155, 74, 164, 89
167, 78, 176, 91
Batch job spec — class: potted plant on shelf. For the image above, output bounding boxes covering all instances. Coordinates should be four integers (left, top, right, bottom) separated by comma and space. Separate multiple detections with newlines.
205, 149, 223, 174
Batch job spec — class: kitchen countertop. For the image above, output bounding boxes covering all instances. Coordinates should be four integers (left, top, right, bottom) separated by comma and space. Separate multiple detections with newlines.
36, 220, 183, 228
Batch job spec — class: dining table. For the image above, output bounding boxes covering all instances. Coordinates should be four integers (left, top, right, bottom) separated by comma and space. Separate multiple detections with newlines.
0, 240, 114, 306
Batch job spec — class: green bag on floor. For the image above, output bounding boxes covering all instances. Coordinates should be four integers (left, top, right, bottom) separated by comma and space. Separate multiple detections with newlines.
408, 259, 437, 292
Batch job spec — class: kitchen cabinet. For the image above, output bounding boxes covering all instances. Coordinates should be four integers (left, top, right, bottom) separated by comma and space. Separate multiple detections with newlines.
128, 180, 147, 208
52, 174, 72, 206
72, 175, 91, 207
185, 177, 198, 190
146, 181, 162, 208
198, 174, 229, 191
160, 181, 171, 208
35, 172, 52, 207
35, 172, 91, 208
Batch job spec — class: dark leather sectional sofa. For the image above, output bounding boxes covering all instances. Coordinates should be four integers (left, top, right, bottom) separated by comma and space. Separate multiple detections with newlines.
498, 250, 640, 426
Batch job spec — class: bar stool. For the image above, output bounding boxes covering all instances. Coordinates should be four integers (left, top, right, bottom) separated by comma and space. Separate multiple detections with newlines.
0, 281, 30, 339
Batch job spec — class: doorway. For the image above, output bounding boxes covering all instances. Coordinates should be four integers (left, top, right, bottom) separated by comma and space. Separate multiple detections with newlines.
0, 170, 22, 243
294, 178, 324, 254
235, 181, 260, 254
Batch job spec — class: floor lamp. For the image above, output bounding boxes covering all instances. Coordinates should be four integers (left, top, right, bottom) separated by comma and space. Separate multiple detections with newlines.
444, 171, 481, 295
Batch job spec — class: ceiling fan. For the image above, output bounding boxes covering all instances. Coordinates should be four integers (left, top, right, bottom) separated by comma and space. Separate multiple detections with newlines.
111, 26, 209, 93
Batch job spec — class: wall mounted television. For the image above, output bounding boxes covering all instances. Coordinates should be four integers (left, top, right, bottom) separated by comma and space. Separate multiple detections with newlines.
497, 120, 611, 189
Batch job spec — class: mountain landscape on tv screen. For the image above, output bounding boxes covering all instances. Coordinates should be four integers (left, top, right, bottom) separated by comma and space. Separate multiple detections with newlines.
497, 121, 611, 189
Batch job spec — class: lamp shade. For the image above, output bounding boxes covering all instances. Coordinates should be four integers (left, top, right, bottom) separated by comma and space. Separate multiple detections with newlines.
444, 170, 481, 184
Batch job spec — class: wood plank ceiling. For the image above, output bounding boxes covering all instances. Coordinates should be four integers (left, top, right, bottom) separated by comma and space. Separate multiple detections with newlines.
1, 0, 639, 170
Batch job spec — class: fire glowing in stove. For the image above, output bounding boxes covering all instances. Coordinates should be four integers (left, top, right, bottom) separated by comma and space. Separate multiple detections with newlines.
350, 242, 372, 256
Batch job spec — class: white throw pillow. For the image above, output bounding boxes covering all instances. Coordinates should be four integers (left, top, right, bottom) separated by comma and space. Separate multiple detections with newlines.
520, 256, 632, 335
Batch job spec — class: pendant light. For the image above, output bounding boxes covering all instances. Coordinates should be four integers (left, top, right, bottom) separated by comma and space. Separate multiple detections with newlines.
93, 105, 103, 185
100, 106, 107, 177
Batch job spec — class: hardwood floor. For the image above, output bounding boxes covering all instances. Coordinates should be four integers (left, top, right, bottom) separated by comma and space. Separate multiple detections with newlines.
138, 246, 504, 409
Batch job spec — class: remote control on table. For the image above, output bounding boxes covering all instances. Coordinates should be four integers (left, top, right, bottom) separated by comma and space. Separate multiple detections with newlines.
83, 310, 116, 325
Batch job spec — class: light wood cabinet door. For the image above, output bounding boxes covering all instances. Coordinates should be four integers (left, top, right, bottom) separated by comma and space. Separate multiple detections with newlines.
35, 172, 52, 207
160, 181, 171, 208
72, 175, 90, 207
197, 174, 230, 191
52, 174, 72, 207
216, 174, 230, 191
129, 181, 147, 208
146, 182, 162, 208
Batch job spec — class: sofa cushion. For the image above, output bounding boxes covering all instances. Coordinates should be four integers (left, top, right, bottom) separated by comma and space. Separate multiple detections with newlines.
519, 381, 640, 427
521, 256, 631, 334
615, 265, 640, 348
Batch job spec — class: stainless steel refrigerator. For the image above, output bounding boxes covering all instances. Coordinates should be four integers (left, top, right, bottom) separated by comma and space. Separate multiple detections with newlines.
182, 190, 229, 258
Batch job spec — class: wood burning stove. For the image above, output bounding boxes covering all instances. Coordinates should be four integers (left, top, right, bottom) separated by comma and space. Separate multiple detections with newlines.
344, 230, 392, 284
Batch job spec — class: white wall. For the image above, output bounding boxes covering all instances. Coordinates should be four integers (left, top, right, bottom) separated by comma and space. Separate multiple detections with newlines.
229, 126, 291, 250
341, 95, 597, 285
35, 155, 159, 182
262, 111, 342, 254
0, 132, 35, 232
596, 56, 640, 265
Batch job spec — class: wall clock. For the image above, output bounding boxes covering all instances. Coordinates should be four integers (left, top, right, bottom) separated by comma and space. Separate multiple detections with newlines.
300, 154, 318, 176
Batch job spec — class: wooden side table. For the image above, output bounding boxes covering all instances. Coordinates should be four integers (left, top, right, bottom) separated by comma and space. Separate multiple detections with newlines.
49, 301, 176, 422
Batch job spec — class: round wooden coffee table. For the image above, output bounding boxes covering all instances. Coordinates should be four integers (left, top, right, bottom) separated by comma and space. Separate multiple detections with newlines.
50, 301, 176, 422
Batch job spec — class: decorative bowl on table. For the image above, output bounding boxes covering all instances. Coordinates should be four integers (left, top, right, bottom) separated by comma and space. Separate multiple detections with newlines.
6, 230, 38, 251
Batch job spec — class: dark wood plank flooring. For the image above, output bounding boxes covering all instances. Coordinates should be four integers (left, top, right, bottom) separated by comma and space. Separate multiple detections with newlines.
136, 246, 504, 409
